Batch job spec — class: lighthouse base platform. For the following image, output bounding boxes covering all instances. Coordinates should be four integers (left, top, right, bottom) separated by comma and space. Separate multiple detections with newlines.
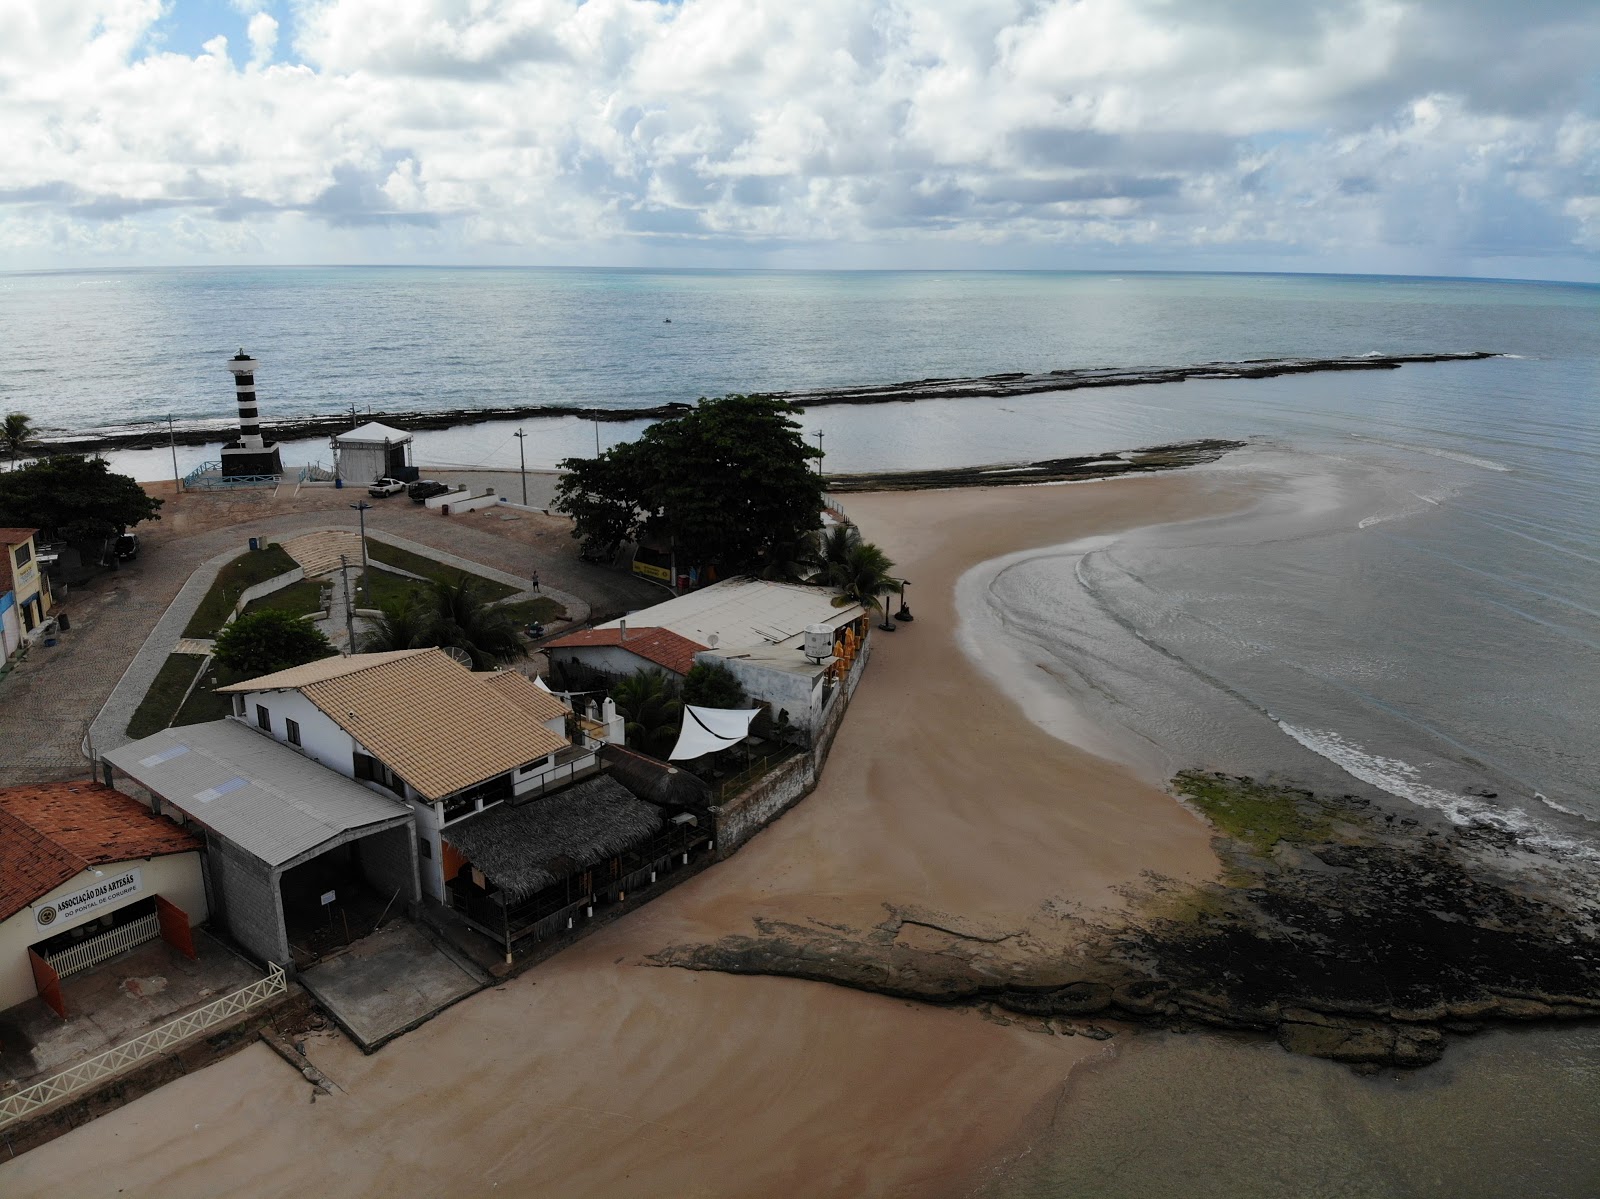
221, 444, 284, 478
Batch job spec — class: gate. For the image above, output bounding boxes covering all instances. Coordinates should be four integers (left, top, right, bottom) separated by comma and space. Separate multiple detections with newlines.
156, 895, 197, 959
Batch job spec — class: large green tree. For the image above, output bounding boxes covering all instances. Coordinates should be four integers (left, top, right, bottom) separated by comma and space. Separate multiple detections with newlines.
554, 394, 823, 574
0, 454, 162, 544
213, 610, 336, 677
611, 669, 683, 759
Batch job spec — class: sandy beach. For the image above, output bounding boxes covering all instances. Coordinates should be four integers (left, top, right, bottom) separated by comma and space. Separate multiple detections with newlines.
0, 469, 1252, 1198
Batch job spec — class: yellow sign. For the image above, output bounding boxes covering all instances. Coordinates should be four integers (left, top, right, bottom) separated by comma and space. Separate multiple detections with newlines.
633, 559, 672, 582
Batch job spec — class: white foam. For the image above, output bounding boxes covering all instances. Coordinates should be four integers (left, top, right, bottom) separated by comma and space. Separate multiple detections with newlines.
1277, 723, 1600, 863
1349, 434, 1510, 473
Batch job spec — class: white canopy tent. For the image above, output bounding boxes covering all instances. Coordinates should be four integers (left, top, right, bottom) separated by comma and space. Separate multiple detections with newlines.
669, 705, 760, 762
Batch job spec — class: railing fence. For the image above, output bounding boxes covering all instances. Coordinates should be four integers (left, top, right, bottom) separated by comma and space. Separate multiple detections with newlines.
44, 913, 160, 980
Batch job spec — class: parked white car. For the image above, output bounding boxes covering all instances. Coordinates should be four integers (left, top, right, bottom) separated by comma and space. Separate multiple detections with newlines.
368, 477, 407, 497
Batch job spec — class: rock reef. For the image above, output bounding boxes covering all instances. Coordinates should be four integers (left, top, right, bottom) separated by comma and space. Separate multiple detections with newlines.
36, 352, 1495, 454
651, 774, 1600, 1069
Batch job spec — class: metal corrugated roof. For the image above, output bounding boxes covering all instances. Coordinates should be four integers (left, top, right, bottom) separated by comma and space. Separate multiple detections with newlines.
105, 721, 412, 868
596, 578, 864, 652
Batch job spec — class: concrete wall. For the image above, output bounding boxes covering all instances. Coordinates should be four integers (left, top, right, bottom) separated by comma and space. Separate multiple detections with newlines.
439, 492, 500, 514
409, 799, 445, 902
554, 645, 684, 681
697, 652, 825, 734
205, 835, 290, 966
424, 488, 472, 511
711, 628, 872, 856
356, 823, 421, 910
0, 851, 209, 1010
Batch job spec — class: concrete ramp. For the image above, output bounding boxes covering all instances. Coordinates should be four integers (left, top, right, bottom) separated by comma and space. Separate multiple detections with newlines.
297, 922, 485, 1052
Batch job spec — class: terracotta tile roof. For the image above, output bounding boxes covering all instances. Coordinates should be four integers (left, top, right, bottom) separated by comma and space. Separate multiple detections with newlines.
0, 528, 40, 547
0, 782, 202, 921
545, 626, 707, 676
482, 670, 571, 725
218, 649, 430, 694
229, 648, 569, 800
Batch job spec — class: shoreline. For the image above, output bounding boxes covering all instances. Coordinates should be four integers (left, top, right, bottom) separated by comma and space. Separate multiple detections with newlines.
1, 471, 1250, 1198
31, 352, 1493, 452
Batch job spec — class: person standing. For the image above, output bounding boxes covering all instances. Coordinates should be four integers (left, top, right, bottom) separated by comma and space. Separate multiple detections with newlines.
530, 567, 541, 593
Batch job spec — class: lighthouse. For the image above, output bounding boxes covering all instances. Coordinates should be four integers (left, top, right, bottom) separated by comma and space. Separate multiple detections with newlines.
220, 349, 284, 478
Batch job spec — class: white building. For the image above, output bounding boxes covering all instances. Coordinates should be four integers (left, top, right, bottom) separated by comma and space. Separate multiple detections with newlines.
547, 578, 868, 741
216, 650, 599, 902
335, 421, 414, 486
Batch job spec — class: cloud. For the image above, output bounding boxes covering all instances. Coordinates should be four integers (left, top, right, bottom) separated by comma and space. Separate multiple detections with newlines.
0, 0, 1595, 276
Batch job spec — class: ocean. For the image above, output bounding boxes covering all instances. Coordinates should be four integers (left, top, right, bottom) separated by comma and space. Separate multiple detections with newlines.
4, 267, 1598, 1193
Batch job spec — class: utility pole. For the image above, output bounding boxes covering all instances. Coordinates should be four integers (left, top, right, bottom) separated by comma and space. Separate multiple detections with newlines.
349, 501, 373, 606
513, 428, 529, 505
167, 415, 181, 492
814, 429, 824, 477
593, 413, 601, 456
339, 552, 355, 651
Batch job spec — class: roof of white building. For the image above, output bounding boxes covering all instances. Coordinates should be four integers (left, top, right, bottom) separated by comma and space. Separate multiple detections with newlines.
105, 721, 412, 868
220, 649, 569, 800
336, 421, 413, 445
597, 578, 865, 653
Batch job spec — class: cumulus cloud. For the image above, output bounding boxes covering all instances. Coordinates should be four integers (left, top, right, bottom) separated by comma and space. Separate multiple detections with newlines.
0, 0, 1595, 275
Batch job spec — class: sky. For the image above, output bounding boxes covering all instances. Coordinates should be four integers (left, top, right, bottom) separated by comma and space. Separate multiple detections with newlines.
1, 0, 1598, 280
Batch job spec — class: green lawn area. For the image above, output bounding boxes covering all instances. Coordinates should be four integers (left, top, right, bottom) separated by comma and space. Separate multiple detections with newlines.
363, 539, 519, 602
496, 597, 568, 626
183, 543, 299, 637
243, 576, 326, 619
126, 654, 208, 739
360, 566, 424, 611
173, 663, 246, 728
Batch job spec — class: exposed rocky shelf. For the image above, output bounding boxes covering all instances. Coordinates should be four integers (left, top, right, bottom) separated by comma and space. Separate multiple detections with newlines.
824, 439, 1246, 492
35, 352, 1496, 454
651, 774, 1600, 1070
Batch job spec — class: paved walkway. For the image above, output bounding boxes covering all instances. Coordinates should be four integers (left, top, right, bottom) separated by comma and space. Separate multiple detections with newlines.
0, 486, 661, 788
280, 530, 363, 578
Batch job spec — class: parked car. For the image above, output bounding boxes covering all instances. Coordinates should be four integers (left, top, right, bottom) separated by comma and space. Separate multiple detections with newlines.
113, 532, 140, 561
368, 477, 407, 497
408, 479, 450, 503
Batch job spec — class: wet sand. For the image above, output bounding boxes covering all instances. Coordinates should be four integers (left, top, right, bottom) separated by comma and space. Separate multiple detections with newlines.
0, 471, 1251, 1198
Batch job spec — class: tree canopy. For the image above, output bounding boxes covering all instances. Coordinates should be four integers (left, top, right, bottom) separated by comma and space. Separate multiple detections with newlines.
359, 579, 525, 669
554, 394, 823, 574
2, 413, 37, 469
682, 661, 748, 710
213, 610, 335, 677
0, 454, 162, 544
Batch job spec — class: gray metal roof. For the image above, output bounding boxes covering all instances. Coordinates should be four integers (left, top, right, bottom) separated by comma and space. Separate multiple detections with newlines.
105, 720, 412, 868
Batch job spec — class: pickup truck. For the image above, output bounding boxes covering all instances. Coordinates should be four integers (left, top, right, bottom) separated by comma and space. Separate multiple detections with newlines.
368, 477, 407, 497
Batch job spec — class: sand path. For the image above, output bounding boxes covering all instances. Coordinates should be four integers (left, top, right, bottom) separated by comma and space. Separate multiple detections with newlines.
1, 471, 1247, 1198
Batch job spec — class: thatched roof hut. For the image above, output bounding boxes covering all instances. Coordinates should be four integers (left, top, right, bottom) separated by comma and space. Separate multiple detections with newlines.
599, 744, 712, 812
442, 776, 664, 901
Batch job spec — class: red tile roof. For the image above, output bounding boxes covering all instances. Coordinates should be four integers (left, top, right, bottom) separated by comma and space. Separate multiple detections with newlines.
0, 782, 202, 921
0, 528, 40, 547
544, 626, 708, 676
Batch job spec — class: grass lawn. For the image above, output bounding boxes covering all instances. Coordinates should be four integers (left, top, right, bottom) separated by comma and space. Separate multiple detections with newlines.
173, 663, 246, 727
363, 539, 519, 602
183, 543, 299, 637
360, 566, 425, 611
243, 576, 326, 619
126, 654, 208, 739
496, 597, 568, 627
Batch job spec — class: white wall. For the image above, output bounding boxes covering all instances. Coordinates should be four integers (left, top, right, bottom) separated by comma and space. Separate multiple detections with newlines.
553, 644, 684, 679
234, 689, 354, 774
409, 799, 445, 901
0, 851, 207, 1011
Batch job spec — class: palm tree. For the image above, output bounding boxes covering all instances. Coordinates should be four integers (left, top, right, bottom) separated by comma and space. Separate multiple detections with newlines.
611, 669, 683, 759
827, 540, 900, 623
1, 412, 36, 470
813, 523, 859, 579
358, 596, 434, 653
424, 577, 525, 669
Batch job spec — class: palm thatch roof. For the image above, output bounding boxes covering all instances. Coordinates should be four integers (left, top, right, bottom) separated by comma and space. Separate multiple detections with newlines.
599, 744, 712, 811
441, 775, 664, 901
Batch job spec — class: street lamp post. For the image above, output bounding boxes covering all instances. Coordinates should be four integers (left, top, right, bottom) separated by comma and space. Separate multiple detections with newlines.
814, 429, 824, 477
878, 583, 897, 632
896, 580, 913, 622
513, 428, 529, 506
349, 500, 372, 606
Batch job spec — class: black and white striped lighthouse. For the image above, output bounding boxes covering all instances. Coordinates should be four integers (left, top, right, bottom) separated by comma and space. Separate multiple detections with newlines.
220, 349, 283, 478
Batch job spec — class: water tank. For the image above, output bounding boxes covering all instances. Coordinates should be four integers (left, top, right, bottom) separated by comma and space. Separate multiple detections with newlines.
803, 623, 834, 662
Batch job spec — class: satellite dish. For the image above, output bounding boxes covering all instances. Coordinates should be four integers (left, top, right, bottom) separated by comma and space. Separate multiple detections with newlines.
708, 633, 719, 648
440, 646, 473, 668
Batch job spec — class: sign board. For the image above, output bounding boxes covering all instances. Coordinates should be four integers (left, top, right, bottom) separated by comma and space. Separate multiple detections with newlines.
33, 868, 143, 932
321, 890, 337, 906
632, 559, 672, 583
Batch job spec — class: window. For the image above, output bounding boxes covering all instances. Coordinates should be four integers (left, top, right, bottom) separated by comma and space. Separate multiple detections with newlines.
12, 541, 30, 569
285, 718, 301, 747
418, 836, 432, 860
255, 704, 270, 731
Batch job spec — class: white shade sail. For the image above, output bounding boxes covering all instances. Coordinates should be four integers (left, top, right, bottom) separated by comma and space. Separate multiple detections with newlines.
669, 705, 760, 761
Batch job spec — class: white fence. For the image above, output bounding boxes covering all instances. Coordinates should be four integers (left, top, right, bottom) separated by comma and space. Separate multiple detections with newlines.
0, 963, 287, 1131
45, 912, 160, 979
